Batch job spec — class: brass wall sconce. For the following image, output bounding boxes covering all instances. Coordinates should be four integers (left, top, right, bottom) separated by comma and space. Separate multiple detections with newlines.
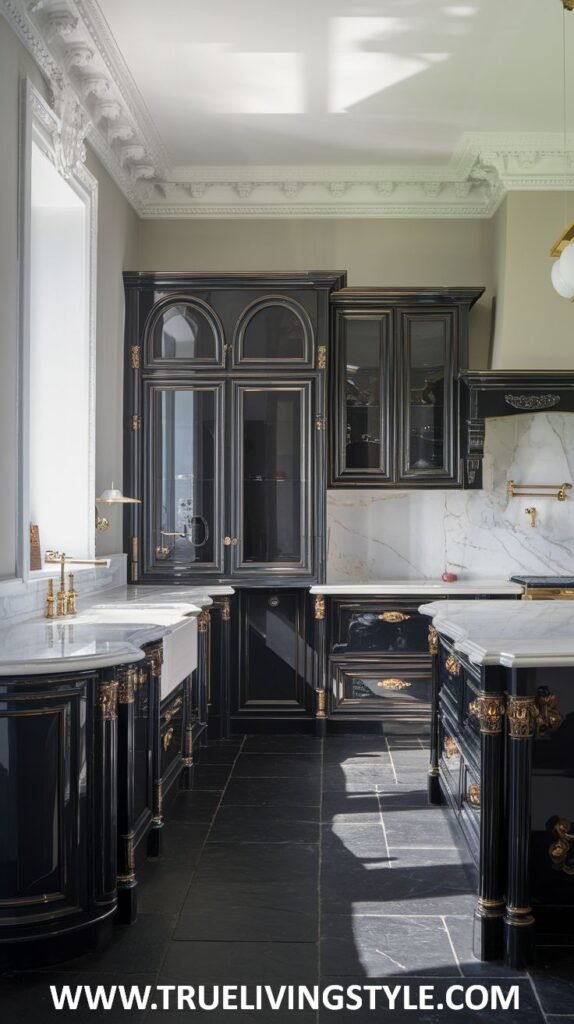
95, 484, 141, 531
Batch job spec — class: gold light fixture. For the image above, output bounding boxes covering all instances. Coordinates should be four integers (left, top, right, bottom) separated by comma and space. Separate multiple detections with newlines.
95, 484, 140, 531
550, 1, 574, 294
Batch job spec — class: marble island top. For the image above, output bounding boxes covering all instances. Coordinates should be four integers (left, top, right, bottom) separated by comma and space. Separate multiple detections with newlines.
420, 599, 574, 667
310, 579, 524, 596
0, 584, 234, 676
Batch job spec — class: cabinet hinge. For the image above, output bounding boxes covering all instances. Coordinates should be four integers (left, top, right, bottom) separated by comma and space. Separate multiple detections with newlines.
130, 536, 139, 582
315, 416, 327, 432
317, 345, 327, 370
131, 414, 141, 431
130, 345, 141, 369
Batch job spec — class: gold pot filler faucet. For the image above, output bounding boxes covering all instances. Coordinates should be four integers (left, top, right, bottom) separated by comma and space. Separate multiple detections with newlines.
44, 551, 109, 618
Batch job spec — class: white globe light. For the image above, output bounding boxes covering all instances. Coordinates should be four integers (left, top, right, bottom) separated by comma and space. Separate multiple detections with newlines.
551, 259, 574, 298
558, 241, 574, 288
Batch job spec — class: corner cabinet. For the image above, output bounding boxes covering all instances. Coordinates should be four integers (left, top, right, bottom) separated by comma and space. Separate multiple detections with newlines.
123, 272, 346, 585
330, 288, 484, 488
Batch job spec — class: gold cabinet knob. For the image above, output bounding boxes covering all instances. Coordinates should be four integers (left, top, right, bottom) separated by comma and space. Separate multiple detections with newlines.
224, 536, 238, 546
377, 678, 412, 690
378, 611, 412, 623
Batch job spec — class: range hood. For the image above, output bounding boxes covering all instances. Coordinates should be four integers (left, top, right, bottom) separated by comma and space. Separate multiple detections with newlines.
459, 370, 574, 488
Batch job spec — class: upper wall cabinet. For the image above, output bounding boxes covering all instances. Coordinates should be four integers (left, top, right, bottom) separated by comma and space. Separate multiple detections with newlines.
330, 288, 484, 489
124, 272, 346, 584
134, 275, 338, 372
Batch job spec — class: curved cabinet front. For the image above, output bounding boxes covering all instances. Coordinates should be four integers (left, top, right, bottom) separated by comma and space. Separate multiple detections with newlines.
0, 668, 123, 968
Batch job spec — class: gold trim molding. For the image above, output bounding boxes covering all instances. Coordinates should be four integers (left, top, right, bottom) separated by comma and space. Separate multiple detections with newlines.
377, 678, 411, 690
549, 818, 574, 874
428, 627, 439, 656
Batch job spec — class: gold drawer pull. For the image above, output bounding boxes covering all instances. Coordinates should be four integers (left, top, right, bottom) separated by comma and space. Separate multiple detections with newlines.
445, 654, 461, 676
377, 678, 412, 690
163, 727, 175, 752
378, 611, 412, 623
444, 736, 459, 757
467, 784, 480, 807
163, 697, 183, 725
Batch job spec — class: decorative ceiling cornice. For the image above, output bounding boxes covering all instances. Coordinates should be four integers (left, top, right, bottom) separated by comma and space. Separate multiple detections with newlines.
3, 0, 574, 219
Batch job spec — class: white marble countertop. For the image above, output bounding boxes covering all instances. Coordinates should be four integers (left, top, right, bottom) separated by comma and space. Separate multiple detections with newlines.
0, 584, 234, 676
310, 579, 524, 596
420, 599, 574, 667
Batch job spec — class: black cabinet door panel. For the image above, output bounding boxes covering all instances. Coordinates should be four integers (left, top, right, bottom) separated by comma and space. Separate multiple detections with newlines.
235, 591, 311, 715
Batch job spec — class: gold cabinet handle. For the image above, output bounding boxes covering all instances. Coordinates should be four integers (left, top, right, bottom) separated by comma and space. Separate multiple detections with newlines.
445, 654, 461, 676
163, 727, 175, 752
377, 678, 412, 690
467, 784, 481, 807
444, 736, 459, 757
163, 697, 183, 725
378, 611, 412, 623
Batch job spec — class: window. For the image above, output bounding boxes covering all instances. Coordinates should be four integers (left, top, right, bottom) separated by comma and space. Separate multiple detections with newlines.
19, 80, 97, 576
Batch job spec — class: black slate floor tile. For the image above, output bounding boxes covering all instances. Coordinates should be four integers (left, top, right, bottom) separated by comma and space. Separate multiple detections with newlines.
197, 746, 242, 765
56, 914, 177, 974
322, 793, 383, 824
233, 752, 321, 777
320, 914, 460, 978
242, 735, 323, 753
136, 863, 193, 915
161, 940, 317, 983
223, 777, 321, 806
174, 882, 318, 942
208, 804, 320, 843
323, 823, 387, 861
444, 916, 526, 979
382, 806, 458, 847
155, 821, 210, 862
187, 765, 232, 791
167, 790, 221, 822
322, 765, 396, 791
529, 946, 574, 1015
194, 840, 319, 885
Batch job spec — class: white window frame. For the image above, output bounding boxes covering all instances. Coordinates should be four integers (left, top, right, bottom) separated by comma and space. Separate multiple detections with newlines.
18, 78, 98, 580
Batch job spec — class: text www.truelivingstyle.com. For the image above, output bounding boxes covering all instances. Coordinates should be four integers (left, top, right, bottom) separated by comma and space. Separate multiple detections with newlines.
50, 983, 520, 1013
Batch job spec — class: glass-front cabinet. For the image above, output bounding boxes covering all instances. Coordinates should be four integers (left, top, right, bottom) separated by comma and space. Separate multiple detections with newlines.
330, 288, 484, 488
125, 272, 345, 584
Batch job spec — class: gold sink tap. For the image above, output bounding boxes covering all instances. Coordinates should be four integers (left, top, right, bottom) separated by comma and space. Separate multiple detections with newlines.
44, 550, 108, 618
525, 506, 538, 528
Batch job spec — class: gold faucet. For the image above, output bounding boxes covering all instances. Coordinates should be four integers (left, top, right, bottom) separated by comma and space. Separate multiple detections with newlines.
525, 506, 538, 528
44, 550, 108, 618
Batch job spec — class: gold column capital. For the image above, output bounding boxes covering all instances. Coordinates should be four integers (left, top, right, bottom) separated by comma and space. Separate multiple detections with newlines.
198, 609, 211, 633
507, 696, 539, 739
428, 626, 439, 656
314, 594, 325, 620
220, 596, 231, 621
468, 694, 505, 734
97, 680, 119, 720
118, 666, 137, 704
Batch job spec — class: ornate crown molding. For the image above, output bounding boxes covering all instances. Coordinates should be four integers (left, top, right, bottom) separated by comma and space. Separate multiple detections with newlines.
4, 2, 574, 219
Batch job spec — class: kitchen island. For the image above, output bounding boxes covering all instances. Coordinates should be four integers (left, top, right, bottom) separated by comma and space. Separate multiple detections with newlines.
421, 599, 574, 968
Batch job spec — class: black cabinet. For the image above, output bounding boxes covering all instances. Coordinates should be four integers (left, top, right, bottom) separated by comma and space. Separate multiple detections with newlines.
330, 288, 484, 488
124, 272, 345, 585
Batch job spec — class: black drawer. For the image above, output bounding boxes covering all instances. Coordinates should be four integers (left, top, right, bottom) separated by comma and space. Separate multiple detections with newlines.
330, 659, 431, 730
332, 599, 433, 655
160, 689, 183, 779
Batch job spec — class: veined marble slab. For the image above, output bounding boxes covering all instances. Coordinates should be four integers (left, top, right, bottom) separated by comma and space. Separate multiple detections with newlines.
310, 580, 523, 596
420, 599, 574, 667
327, 413, 574, 582
0, 621, 147, 675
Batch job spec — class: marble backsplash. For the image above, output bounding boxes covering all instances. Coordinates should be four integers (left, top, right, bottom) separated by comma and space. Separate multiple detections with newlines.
327, 413, 574, 581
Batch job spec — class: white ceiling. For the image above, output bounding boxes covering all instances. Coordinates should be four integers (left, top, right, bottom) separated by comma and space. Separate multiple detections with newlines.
97, 0, 569, 167
4, 0, 574, 217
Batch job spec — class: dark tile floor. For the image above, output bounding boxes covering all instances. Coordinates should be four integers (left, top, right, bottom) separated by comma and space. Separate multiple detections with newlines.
2, 734, 573, 1023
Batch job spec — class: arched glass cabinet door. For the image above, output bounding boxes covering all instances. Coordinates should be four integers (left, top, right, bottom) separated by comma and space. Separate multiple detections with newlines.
144, 382, 225, 576
144, 296, 225, 368
232, 295, 315, 368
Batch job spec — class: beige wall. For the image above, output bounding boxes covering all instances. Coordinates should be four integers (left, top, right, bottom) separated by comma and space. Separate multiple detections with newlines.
86, 150, 139, 557
136, 217, 496, 367
492, 192, 574, 369
0, 15, 138, 576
